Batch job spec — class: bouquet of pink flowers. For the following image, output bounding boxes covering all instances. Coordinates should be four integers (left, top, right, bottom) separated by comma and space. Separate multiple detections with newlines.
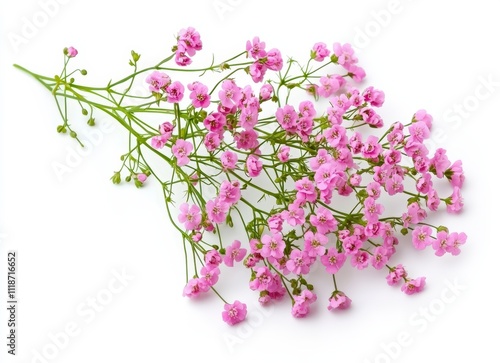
15, 27, 466, 325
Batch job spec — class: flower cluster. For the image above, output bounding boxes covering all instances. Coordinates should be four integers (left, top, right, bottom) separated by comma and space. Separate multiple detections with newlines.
15, 26, 467, 326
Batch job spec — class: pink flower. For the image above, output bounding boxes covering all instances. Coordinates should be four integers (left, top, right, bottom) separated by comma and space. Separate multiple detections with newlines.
401, 277, 426, 295
314, 162, 341, 192
292, 289, 317, 318
367, 182, 382, 199
426, 188, 440, 211
277, 146, 290, 162
281, 201, 305, 227
246, 154, 263, 177
332, 42, 357, 68
385, 174, 404, 196
383, 148, 402, 165
249, 266, 273, 291
412, 226, 432, 250
206, 198, 230, 224
363, 197, 384, 223
446, 160, 465, 189
350, 173, 362, 187
261, 233, 285, 259
188, 81, 210, 108
311, 42, 330, 61
351, 250, 370, 270
235, 129, 259, 150
432, 231, 449, 256
361, 135, 382, 160
222, 300, 247, 326
203, 132, 221, 152
321, 248, 346, 274
387, 124, 404, 147
276, 105, 298, 132
310, 207, 337, 234
178, 203, 202, 230
174, 45, 192, 66
205, 249, 222, 267
286, 249, 312, 275
295, 177, 317, 204
430, 148, 451, 178
265, 48, 283, 71
166, 81, 184, 103
304, 231, 328, 258
239, 107, 259, 130
177, 27, 202, 55
409, 121, 430, 143
317, 75, 341, 98
65, 46, 78, 58
267, 213, 284, 233
200, 265, 220, 287
259, 83, 273, 101
404, 138, 428, 160
347, 64, 366, 82
172, 139, 193, 166
310, 149, 333, 171
371, 246, 389, 270
386, 264, 407, 286
402, 202, 427, 227
219, 180, 241, 206
249, 62, 267, 83
446, 187, 464, 214
331, 94, 351, 113
159, 121, 175, 136
416, 173, 433, 194
342, 235, 362, 255
220, 150, 238, 171
328, 291, 352, 311
246, 36, 266, 59
445, 232, 467, 255
296, 116, 313, 142
327, 105, 343, 125
183, 277, 209, 298
203, 112, 226, 133
362, 86, 385, 107
219, 79, 242, 108
146, 71, 171, 93
413, 109, 433, 129
150, 134, 168, 149
224, 240, 247, 267
324, 125, 348, 148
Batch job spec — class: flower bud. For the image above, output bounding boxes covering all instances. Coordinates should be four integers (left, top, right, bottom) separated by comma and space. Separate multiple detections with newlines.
70, 131, 77, 138
64, 46, 78, 58
131, 50, 141, 63
110, 172, 121, 184
226, 214, 234, 228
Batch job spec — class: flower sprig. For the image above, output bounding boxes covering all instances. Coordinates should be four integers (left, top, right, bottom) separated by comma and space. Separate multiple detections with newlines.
14, 26, 467, 325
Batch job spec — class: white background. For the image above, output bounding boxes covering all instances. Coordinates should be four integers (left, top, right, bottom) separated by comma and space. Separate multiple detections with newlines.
1, 1, 498, 362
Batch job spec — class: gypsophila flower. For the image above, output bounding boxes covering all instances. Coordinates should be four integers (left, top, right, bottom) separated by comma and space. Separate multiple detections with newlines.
172, 139, 193, 166
222, 300, 247, 325
17, 26, 468, 326
328, 291, 352, 311
65, 46, 78, 58
401, 277, 426, 295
